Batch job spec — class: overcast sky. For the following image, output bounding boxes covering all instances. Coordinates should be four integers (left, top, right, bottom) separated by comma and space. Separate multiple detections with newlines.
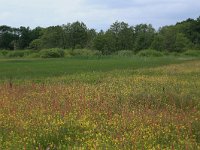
0, 0, 199, 30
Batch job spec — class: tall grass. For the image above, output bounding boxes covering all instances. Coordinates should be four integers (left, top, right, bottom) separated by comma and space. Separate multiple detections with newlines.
0, 56, 184, 82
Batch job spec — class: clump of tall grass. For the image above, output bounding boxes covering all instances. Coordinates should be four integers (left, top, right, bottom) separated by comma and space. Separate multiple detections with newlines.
114, 50, 134, 56
69, 49, 102, 57
137, 49, 164, 57
183, 50, 200, 57
6, 50, 37, 58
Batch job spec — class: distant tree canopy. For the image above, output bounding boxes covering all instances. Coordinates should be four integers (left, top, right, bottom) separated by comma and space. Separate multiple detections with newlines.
0, 17, 200, 53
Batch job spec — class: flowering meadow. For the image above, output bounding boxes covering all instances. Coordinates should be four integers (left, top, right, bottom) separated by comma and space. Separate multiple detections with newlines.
0, 59, 200, 149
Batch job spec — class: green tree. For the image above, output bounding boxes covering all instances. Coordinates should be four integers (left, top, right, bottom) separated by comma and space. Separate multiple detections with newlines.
70, 21, 88, 49
62, 23, 72, 49
86, 29, 97, 49
39, 26, 64, 48
174, 33, 193, 52
158, 26, 177, 52
108, 21, 134, 51
0, 25, 19, 50
17, 26, 32, 49
93, 31, 114, 54
29, 39, 43, 50
134, 24, 155, 51
151, 34, 164, 51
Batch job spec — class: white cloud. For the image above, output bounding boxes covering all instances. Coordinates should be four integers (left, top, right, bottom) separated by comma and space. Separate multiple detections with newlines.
0, 0, 199, 30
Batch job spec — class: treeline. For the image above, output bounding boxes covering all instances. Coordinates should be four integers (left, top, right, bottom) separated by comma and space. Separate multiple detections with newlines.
0, 16, 200, 54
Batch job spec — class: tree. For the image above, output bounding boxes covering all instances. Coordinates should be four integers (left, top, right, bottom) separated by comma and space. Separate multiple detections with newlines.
29, 39, 43, 50
0, 25, 19, 50
86, 29, 97, 49
174, 33, 193, 52
93, 30, 117, 54
134, 24, 155, 51
151, 34, 164, 51
17, 26, 32, 49
62, 23, 72, 49
39, 26, 64, 48
69, 21, 88, 49
108, 21, 134, 51
158, 26, 177, 52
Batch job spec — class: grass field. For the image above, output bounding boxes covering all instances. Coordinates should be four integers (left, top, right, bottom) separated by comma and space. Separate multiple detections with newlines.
0, 56, 188, 82
0, 56, 200, 149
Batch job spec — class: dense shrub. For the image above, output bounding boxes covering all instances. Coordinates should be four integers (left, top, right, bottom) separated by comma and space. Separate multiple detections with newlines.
137, 49, 164, 57
183, 50, 200, 57
0, 50, 9, 56
39, 48, 65, 58
6, 51, 25, 58
6, 50, 36, 58
29, 39, 43, 50
26, 53, 40, 58
170, 52, 181, 56
70, 49, 102, 56
114, 50, 134, 56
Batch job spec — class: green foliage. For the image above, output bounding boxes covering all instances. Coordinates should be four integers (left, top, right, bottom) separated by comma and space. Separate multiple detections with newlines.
134, 24, 155, 51
93, 21, 135, 54
0, 50, 39, 58
151, 34, 164, 51
39, 48, 65, 58
93, 31, 114, 55
39, 26, 64, 49
183, 50, 200, 57
114, 50, 134, 56
109, 21, 134, 50
174, 33, 193, 52
17, 27, 32, 49
158, 26, 177, 52
6, 50, 36, 58
0, 50, 9, 56
137, 49, 164, 57
26, 53, 40, 58
0, 17, 200, 53
0, 25, 19, 50
170, 52, 181, 56
70, 49, 102, 56
70, 22, 88, 49
29, 39, 43, 50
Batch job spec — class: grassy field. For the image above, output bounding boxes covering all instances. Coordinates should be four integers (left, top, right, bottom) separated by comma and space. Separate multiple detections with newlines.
0, 56, 189, 82
0, 56, 200, 149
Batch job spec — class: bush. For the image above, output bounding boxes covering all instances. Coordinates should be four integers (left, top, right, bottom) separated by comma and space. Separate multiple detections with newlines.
114, 50, 134, 56
63, 49, 72, 57
26, 53, 40, 58
29, 39, 43, 50
39, 48, 65, 58
137, 49, 164, 57
183, 50, 200, 57
0, 50, 9, 56
163, 51, 170, 56
6, 50, 36, 58
70, 49, 102, 56
6, 51, 25, 58
170, 52, 181, 56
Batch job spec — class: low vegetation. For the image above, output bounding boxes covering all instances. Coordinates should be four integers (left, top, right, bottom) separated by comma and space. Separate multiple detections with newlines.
0, 56, 200, 149
0, 49, 200, 59
137, 49, 164, 57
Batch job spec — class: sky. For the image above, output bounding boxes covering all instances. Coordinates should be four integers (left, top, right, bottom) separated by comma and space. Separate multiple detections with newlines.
0, 0, 200, 30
